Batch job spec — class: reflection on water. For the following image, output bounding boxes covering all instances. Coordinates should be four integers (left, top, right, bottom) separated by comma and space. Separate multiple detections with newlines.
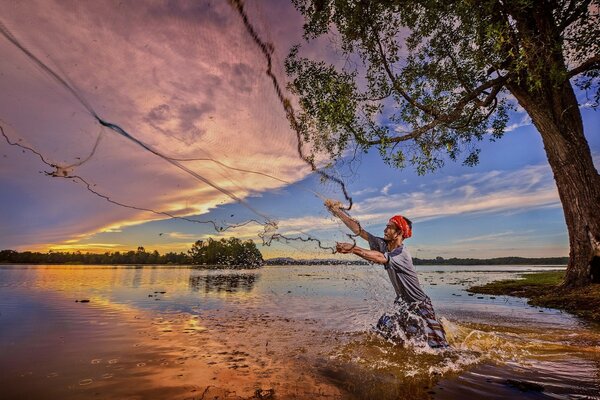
188, 272, 258, 294
0, 264, 598, 399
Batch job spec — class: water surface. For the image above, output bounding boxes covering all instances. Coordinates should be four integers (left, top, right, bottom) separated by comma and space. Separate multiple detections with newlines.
0, 264, 598, 399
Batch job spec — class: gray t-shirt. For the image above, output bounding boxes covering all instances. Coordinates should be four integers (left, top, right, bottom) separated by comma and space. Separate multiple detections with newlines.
367, 233, 428, 303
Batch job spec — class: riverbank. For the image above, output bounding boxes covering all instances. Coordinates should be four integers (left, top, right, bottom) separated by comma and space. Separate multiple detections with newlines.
468, 271, 600, 323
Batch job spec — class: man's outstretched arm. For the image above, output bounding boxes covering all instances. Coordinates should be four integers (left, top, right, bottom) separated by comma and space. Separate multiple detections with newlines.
325, 199, 370, 241
336, 242, 387, 264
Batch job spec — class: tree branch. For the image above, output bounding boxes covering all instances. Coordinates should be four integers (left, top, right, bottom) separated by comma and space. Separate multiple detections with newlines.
441, 37, 475, 96
367, 128, 421, 145
362, 77, 506, 145
357, 87, 392, 102
558, 0, 593, 31
374, 32, 442, 118
373, 28, 507, 114
567, 55, 600, 79
345, 27, 509, 147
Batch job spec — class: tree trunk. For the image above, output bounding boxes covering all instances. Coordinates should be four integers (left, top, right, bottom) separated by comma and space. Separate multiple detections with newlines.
509, 81, 600, 287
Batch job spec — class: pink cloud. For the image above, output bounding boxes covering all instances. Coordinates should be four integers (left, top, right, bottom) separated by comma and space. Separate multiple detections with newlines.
0, 0, 319, 250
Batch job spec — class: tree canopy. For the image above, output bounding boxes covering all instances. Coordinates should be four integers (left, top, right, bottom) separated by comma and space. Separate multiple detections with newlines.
285, 0, 598, 173
188, 238, 263, 267
286, 0, 600, 287
0, 237, 264, 268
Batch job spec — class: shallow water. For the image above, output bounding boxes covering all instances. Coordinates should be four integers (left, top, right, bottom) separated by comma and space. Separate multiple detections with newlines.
0, 264, 598, 399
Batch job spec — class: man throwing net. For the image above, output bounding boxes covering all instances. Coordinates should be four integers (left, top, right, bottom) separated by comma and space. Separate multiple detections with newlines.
326, 200, 449, 349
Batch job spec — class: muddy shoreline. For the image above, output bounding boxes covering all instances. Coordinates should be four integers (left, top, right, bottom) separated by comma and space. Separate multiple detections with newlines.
467, 271, 600, 323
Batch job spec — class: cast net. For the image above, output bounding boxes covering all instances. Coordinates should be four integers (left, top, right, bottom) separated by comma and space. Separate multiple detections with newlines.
0, 0, 362, 258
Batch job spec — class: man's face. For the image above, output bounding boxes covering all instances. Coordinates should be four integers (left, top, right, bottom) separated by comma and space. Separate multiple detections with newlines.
384, 223, 400, 241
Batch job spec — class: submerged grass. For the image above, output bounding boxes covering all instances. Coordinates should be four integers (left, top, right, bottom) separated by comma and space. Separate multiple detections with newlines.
468, 271, 600, 323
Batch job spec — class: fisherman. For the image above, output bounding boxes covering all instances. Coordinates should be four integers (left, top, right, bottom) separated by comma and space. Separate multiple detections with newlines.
325, 199, 448, 348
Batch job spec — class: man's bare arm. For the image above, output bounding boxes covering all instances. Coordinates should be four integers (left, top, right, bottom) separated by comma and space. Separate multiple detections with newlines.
336, 242, 387, 264
325, 199, 370, 241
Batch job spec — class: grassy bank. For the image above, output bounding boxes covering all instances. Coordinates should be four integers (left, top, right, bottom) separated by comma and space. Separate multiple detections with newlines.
468, 271, 600, 323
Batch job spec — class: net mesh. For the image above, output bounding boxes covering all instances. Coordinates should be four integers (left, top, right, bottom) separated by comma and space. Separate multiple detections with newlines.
0, 0, 358, 256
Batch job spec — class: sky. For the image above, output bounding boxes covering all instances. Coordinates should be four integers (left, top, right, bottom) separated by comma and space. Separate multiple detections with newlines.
0, 0, 598, 260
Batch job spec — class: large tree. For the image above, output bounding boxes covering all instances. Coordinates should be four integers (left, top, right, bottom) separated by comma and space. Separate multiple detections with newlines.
188, 238, 263, 268
285, 0, 600, 287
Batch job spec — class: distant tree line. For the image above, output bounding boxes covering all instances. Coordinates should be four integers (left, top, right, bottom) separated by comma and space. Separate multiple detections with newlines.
263, 256, 568, 266
0, 247, 189, 265
0, 246, 566, 267
412, 256, 568, 266
0, 238, 264, 268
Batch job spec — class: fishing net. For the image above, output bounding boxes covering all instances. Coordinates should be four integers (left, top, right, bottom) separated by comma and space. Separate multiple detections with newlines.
0, 0, 360, 256
0, 0, 457, 351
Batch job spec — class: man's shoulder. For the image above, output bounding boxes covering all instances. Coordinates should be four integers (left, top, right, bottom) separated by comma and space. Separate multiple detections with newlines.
387, 246, 415, 268
366, 231, 383, 241
366, 232, 386, 251
367, 233, 386, 244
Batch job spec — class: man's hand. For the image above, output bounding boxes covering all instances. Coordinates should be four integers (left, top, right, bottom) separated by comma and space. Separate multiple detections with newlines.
335, 242, 387, 264
325, 199, 369, 241
325, 199, 343, 212
336, 242, 354, 254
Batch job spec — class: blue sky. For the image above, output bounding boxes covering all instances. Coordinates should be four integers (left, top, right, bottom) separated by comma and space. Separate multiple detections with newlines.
0, 0, 598, 259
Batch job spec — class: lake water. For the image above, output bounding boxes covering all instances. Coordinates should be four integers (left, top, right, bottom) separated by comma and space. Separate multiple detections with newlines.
0, 264, 598, 399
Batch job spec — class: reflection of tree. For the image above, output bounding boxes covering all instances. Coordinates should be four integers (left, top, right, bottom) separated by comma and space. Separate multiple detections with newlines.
188, 273, 258, 294
131, 266, 143, 288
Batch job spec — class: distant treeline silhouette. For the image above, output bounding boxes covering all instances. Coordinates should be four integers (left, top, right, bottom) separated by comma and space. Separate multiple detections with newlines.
0, 238, 263, 268
412, 256, 568, 266
264, 256, 568, 266
0, 247, 187, 265
0, 247, 566, 267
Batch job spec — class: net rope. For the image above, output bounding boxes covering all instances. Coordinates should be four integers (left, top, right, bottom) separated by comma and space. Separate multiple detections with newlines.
0, 0, 367, 255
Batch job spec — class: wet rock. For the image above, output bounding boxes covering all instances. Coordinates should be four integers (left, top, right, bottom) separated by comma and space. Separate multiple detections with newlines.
505, 379, 544, 392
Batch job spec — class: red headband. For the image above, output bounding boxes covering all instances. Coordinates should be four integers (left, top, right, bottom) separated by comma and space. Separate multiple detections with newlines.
389, 215, 412, 238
